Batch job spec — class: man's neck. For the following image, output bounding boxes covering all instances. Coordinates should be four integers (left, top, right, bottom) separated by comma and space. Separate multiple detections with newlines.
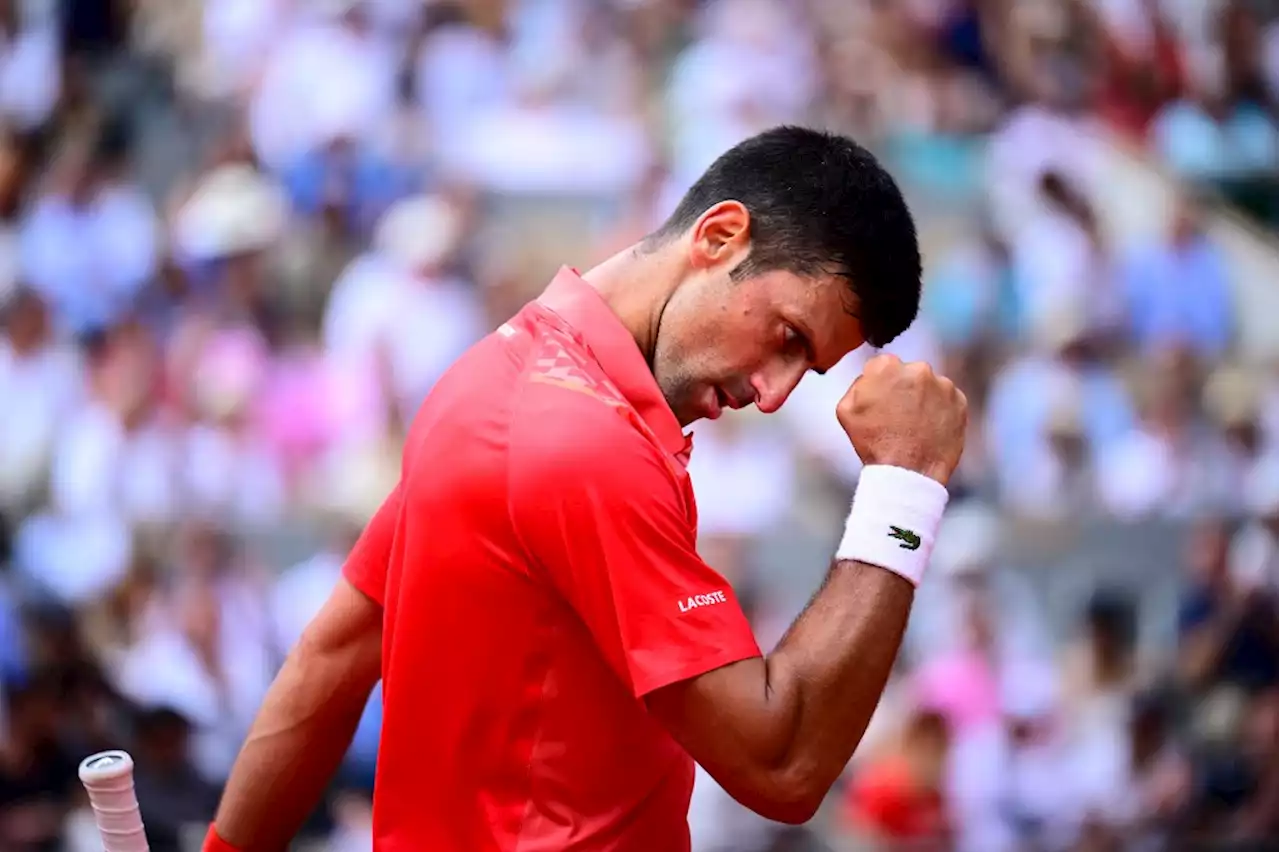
580, 242, 683, 366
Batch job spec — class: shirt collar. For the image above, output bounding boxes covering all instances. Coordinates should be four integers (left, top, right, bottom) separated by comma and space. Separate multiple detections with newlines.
537, 267, 691, 461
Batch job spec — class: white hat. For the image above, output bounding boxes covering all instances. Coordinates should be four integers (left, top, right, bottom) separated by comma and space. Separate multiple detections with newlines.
174, 164, 288, 262
374, 194, 461, 273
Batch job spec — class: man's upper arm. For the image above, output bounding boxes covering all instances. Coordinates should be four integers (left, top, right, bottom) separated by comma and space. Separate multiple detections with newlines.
302, 574, 384, 692
508, 399, 761, 697
341, 483, 402, 606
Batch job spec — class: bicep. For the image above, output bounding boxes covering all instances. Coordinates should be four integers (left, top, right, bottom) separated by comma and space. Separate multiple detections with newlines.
296, 576, 383, 695
645, 656, 796, 816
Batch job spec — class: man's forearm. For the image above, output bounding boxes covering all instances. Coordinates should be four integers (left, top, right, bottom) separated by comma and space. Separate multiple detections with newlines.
649, 557, 915, 825
214, 641, 376, 851
763, 560, 913, 801
711, 557, 911, 818
755, 462, 947, 802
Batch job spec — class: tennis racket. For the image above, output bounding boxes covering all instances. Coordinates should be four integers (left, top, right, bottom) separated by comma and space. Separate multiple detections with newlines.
78, 750, 149, 852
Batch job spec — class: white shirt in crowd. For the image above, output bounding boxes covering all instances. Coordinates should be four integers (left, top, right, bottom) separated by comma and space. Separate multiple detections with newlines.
985, 104, 1101, 246
50, 403, 180, 523
115, 577, 276, 781
686, 417, 796, 539
323, 252, 488, 419
198, 0, 291, 102
20, 184, 159, 332
1011, 207, 1104, 334
0, 14, 59, 130
181, 423, 287, 529
667, 0, 817, 189
946, 661, 1084, 852
270, 549, 343, 656
14, 403, 178, 603
0, 335, 82, 508
415, 17, 509, 150
249, 14, 398, 169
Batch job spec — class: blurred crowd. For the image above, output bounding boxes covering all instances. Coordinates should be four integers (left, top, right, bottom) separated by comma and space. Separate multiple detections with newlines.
0, 0, 1275, 851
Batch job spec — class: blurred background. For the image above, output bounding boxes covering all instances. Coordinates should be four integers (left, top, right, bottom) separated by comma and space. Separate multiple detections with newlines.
0, 0, 1275, 850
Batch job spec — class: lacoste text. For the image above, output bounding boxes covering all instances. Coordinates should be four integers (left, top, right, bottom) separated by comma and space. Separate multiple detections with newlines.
678, 591, 728, 613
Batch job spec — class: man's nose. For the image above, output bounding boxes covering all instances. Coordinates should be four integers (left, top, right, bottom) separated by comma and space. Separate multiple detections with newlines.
750, 364, 806, 414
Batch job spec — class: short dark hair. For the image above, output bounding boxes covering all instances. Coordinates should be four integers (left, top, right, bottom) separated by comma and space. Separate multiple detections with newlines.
648, 126, 921, 347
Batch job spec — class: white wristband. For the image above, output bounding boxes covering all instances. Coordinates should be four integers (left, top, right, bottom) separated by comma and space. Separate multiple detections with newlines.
835, 465, 950, 586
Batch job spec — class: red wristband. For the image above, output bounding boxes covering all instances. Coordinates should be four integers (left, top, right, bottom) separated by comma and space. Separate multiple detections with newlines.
202, 824, 242, 852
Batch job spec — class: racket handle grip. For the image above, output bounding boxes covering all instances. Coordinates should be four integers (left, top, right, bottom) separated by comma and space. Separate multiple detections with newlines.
78, 750, 149, 852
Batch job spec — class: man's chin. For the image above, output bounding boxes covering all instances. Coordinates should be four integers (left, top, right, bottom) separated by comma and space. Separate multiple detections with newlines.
658, 381, 709, 428
657, 389, 691, 428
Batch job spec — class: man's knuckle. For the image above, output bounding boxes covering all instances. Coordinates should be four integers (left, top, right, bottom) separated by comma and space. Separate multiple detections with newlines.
873, 353, 901, 371
905, 362, 931, 381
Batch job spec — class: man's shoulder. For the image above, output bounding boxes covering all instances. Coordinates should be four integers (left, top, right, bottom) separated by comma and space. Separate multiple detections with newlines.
510, 381, 670, 495
491, 307, 680, 492
499, 309, 632, 428
515, 373, 658, 467
512, 316, 629, 407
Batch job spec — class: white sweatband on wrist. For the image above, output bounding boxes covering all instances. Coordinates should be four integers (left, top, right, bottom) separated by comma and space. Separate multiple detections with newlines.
835, 465, 950, 587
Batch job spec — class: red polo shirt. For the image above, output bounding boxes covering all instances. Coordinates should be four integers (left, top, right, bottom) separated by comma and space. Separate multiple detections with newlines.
343, 268, 762, 851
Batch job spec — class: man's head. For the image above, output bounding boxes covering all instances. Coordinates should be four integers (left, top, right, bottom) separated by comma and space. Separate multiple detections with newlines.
641, 126, 920, 425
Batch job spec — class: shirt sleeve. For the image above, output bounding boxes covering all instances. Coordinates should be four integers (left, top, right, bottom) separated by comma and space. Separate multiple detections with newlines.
509, 400, 761, 697
342, 483, 402, 606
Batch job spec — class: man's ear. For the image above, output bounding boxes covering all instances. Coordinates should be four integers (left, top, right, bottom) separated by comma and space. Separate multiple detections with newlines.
688, 201, 751, 271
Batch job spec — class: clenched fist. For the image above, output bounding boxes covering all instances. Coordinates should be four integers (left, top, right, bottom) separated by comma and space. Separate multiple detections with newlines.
837, 354, 968, 486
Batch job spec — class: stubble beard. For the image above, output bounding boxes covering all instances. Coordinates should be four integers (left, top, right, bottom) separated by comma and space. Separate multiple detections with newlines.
653, 342, 706, 428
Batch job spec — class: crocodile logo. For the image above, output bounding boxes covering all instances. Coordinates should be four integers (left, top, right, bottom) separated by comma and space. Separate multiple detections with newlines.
888, 526, 921, 551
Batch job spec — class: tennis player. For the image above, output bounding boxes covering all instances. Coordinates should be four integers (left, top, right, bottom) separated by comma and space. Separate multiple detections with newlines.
204, 126, 967, 852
